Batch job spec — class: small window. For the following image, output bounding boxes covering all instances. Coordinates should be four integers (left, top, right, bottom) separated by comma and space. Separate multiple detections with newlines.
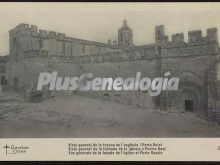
1, 76, 7, 85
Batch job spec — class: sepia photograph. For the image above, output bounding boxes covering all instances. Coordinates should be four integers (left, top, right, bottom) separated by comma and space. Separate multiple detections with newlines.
0, 3, 220, 138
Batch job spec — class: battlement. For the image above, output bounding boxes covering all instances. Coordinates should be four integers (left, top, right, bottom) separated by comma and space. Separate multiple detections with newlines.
207, 28, 218, 42
188, 28, 218, 43
155, 25, 169, 43
169, 28, 218, 45
30, 25, 37, 31
9, 23, 66, 39
155, 24, 218, 46
171, 33, 184, 43
9, 23, 219, 56
38, 29, 66, 38
188, 30, 202, 43
39, 29, 47, 37
17, 23, 30, 30
155, 27, 219, 57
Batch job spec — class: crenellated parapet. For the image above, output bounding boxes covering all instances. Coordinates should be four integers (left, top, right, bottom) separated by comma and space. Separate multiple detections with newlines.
9, 23, 66, 39
171, 33, 184, 43
155, 25, 218, 47
155, 25, 169, 43
207, 28, 218, 42
171, 28, 218, 45
158, 27, 219, 57
39, 30, 47, 37
9, 23, 29, 37
38, 30, 66, 39
188, 30, 203, 43
9, 23, 219, 61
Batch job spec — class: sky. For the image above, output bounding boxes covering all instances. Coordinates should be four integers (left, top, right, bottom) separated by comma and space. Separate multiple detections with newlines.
0, 2, 220, 56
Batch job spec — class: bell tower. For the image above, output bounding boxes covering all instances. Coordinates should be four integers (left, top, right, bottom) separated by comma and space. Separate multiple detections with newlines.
118, 19, 133, 47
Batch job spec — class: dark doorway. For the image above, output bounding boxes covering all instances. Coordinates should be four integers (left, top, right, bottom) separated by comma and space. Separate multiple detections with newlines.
1, 75, 7, 85
185, 100, 193, 112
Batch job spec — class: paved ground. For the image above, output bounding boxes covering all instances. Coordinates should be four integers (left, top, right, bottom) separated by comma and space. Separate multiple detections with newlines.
0, 91, 220, 138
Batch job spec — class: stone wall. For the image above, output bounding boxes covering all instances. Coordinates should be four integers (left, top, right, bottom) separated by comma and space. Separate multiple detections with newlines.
160, 42, 218, 119
7, 23, 220, 121
9, 23, 125, 59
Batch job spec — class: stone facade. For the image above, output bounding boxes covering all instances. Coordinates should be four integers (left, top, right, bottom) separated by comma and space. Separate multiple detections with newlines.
6, 20, 220, 121
118, 19, 133, 47
0, 56, 8, 89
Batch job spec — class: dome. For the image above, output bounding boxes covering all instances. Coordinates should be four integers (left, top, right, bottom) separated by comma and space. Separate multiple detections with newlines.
119, 19, 132, 31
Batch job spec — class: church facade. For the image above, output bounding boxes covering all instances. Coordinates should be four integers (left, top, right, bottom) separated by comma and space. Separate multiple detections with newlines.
6, 20, 220, 121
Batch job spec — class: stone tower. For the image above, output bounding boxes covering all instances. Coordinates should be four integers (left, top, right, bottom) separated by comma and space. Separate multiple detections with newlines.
155, 25, 168, 43
118, 19, 133, 47
207, 28, 218, 43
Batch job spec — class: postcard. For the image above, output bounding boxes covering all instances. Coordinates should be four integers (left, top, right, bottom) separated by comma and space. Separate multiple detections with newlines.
0, 2, 220, 161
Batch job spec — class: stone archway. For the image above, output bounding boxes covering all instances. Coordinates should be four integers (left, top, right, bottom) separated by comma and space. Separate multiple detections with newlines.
163, 71, 207, 119
165, 83, 206, 117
